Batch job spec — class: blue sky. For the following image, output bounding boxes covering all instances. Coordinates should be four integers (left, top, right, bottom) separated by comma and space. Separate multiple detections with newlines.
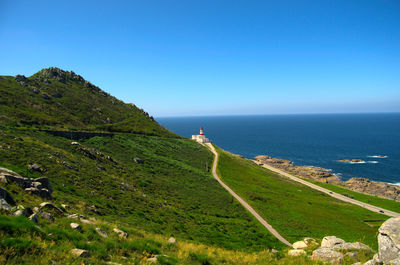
1, 0, 399, 116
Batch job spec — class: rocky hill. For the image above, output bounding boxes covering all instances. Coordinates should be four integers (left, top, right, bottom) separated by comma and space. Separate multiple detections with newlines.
0, 67, 173, 136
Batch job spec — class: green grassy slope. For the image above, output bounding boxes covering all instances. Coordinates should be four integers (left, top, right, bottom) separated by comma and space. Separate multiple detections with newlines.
0, 127, 284, 251
0, 67, 173, 136
215, 146, 387, 250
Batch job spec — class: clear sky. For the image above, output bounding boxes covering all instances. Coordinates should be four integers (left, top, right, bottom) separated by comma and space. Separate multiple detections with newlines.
1, 0, 399, 117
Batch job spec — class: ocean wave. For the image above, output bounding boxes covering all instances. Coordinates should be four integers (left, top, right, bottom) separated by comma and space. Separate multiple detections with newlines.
348, 161, 366, 164
367, 161, 379, 164
391, 182, 400, 186
367, 155, 387, 158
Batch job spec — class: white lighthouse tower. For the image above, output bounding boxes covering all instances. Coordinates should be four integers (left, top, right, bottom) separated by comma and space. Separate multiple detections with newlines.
192, 126, 210, 143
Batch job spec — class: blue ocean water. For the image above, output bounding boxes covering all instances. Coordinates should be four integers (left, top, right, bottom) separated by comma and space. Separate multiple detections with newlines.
157, 113, 400, 184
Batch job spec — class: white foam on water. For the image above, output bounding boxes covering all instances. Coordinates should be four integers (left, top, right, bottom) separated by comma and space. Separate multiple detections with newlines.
348, 161, 366, 164
367, 161, 379, 164
367, 155, 387, 158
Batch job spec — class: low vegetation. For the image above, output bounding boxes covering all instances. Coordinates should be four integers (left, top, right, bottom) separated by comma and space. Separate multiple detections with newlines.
215, 146, 388, 250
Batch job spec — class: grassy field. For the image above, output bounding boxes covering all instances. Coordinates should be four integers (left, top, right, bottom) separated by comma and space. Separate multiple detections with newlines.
0, 126, 285, 252
305, 180, 400, 213
215, 146, 388, 250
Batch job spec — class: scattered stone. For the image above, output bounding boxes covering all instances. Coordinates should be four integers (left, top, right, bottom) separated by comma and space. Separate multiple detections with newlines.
14, 207, 33, 217
293, 240, 308, 249
0, 198, 11, 210
168, 237, 177, 244
29, 213, 39, 224
95, 228, 108, 238
378, 217, 400, 264
40, 211, 54, 222
80, 218, 96, 225
70, 248, 90, 257
0, 187, 15, 205
61, 204, 70, 211
70, 223, 81, 230
71, 142, 79, 145
133, 157, 144, 164
312, 248, 343, 264
288, 249, 306, 256
88, 205, 102, 215
271, 249, 279, 254
35, 177, 53, 193
39, 202, 63, 215
67, 213, 79, 219
28, 163, 44, 172
113, 228, 128, 239
147, 257, 157, 263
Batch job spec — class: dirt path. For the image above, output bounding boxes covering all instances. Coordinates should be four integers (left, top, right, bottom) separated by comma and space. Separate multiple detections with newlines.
205, 143, 292, 247
257, 162, 400, 218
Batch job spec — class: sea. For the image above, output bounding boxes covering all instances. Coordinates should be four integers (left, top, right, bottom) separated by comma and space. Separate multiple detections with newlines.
157, 113, 400, 184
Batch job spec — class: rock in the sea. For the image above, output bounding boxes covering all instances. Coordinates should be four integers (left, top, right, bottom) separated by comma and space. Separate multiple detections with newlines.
70, 223, 81, 230
95, 228, 108, 238
168, 237, 177, 244
312, 248, 343, 264
113, 228, 128, 239
378, 217, 400, 264
293, 240, 308, 249
70, 248, 90, 257
288, 249, 306, 256
321, 236, 345, 248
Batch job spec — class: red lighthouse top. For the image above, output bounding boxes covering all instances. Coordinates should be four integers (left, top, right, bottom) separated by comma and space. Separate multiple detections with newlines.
200, 126, 204, 135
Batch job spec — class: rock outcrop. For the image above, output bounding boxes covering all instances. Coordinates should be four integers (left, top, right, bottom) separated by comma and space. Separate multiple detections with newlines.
344, 178, 400, 202
377, 217, 400, 264
255, 155, 342, 184
0, 168, 53, 199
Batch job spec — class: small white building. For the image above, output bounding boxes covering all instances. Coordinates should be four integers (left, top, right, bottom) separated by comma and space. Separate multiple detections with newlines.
192, 126, 210, 143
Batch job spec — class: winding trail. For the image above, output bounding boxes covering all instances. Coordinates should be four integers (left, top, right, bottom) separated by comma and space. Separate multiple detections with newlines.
205, 143, 292, 247
257, 162, 400, 218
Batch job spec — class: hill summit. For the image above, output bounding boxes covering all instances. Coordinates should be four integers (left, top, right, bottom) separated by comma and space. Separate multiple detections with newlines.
0, 67, 173, 136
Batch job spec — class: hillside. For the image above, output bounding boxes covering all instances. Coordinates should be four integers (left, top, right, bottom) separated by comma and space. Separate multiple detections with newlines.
0, 68, 396, 264
0, 67, 173, 136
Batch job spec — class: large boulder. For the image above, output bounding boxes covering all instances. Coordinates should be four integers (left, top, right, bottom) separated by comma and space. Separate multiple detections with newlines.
288, 249, 306, 256
378, 217, 400, 264
312, 248, 343, 264
293, 240, 308, 249
321, 236, 345, 248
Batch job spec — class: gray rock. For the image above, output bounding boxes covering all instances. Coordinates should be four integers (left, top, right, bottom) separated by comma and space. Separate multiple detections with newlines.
14, 207, 33, 217
70, 223, 81, 230
31, 181, 43, 189
95, 228, 108, 238
70, 248, 89, 257
0, 187, 15, 205
378, 217, 400, 263
321, 236, 345, 248
35, 177, 53, 193
341, 242, 371, 251
39, 202, 63, 215
67, 213, 79, 219
293, 240, 308, 249
25, 188, 52, 200
29, 213, 39, 224
133, 158, 144, 164
40, 211, 54, 222
0, 198, 11, 210
28, 163, 44, 172
113, 228, 128, 239
312, 248, 343, 264
168, 237, 177, 244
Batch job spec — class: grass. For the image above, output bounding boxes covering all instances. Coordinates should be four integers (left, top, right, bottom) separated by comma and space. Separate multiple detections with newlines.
305, 180, 400, 213
0, 126, 284, 251
215, 146, 388, 250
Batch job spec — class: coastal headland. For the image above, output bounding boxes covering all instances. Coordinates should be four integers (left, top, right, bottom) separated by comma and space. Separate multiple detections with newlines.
255, 155, 400, 202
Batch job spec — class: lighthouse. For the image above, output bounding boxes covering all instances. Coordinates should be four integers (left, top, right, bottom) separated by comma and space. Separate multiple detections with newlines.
192, 126, 210, 143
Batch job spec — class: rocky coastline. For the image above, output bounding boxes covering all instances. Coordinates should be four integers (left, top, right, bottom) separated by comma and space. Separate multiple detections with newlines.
255, 155, 400, 202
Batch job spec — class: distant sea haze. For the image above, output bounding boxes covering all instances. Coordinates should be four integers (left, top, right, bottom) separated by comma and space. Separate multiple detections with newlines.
157, 113, 400, 185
